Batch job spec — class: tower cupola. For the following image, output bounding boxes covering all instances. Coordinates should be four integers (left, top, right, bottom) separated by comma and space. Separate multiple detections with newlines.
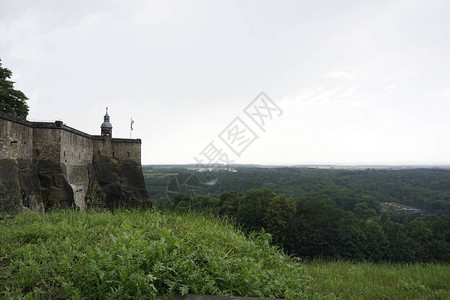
101, 107, 113, 137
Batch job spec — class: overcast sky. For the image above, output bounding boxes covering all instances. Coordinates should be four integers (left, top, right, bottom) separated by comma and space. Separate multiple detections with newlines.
1, 0, 449, 165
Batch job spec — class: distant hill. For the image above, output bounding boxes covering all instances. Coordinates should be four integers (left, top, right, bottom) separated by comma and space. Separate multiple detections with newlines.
143, 165, 450, 215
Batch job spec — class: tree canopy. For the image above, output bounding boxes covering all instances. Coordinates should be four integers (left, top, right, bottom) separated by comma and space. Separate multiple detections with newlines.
162, 188, 450, 263
0, 59, 29, 118
145, 166, 450, 215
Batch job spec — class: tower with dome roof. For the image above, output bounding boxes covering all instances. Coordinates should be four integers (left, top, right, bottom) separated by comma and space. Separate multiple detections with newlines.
101, 107, 113, 138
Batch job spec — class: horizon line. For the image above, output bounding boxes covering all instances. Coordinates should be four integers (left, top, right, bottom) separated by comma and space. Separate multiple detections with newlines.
142, 163, 450, 168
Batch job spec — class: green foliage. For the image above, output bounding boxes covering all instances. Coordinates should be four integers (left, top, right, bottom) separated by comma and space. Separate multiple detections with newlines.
382, 219, 416, 262
0, 210, 310, 299
363, 220, 388, 261
170, 193, 192, 210
176, 188, 450, 263
306, 261, 450, 300
236, 189, 275, 232
0, 59, 29, 118
86, 182, 106, 210
286, 198, 366, 260
354, 202, 376, 221
191, 195, 219, 211
144, 166, 450, 215
264, 195, 296, 245
147, 167, 450, 263
218, 191, 241, 216
167, 194, 219, 213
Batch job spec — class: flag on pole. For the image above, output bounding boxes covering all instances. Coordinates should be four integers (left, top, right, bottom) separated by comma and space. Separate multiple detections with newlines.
130, 118, 134, 130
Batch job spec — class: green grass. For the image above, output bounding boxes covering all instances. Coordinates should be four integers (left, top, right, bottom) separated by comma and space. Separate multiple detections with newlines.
1, 210, 449, 299
306, 260, 450, 300
0, 210, 309, 299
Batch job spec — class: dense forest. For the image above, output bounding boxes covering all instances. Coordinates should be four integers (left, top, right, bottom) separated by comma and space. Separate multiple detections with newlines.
143, 166, 450, 263
144, 166, 450, 214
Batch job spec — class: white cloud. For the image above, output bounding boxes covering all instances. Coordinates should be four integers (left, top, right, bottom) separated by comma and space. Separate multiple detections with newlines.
384, 85, 396, 92
324, 70, 358, 80
427, 89, 450, 98
389, 71, 420, 80
281, 85, 366, 110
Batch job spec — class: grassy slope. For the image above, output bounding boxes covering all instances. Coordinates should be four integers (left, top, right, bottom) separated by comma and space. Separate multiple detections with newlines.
0, 210, 309, 299
307, 261, 449, 300
1, 210, 449, 299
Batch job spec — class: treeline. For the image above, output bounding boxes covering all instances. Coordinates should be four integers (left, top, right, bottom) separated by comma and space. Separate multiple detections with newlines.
143, 167, 450, 215
163, 189, 450, 263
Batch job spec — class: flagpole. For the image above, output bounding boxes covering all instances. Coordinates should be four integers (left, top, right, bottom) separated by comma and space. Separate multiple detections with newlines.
130, 118, 134, 139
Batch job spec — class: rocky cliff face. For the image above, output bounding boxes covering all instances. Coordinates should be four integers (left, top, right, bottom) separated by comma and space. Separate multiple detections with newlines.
0, 112, 44, 213
93, 155, 149, 210
36, 160, 89, 210
0, 159, 44, 213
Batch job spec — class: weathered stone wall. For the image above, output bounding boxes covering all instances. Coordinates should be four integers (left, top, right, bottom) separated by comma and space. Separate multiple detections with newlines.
93, 138, 149, 209
0, 112, 43, 213
0, 112, 33, 160
32, 123, 61, 162
0, 112, 148, 213
60, 128, 95, 211
31, 124, 99, 211
31, 123, 71, 210
111, 138, 142, 164
112, 139, 147, 205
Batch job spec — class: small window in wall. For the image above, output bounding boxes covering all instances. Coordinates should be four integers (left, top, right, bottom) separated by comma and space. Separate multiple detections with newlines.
127, 152, 130, 157
98, 150, 101, 155
63, 151, 66, 157
112, 151, 115, 157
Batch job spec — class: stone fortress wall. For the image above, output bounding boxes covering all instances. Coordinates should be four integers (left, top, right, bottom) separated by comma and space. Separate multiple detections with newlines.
0, 110, 149, 213
0, 112, 33, 160
0, 112, 42, 212
60, 126, 94, 210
